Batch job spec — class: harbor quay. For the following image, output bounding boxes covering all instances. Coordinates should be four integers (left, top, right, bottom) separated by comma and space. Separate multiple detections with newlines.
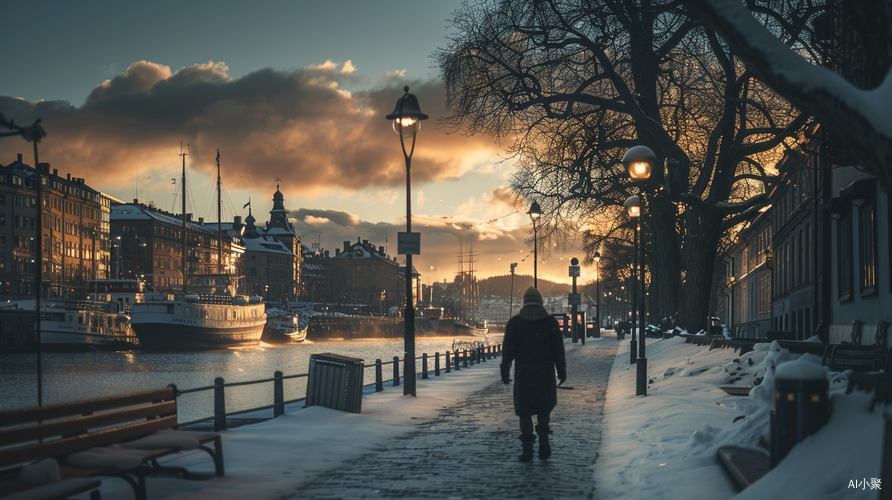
4, 332, 877, 499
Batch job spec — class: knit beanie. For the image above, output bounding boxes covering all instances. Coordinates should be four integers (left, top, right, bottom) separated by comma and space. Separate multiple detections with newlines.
523, 286, 544, 307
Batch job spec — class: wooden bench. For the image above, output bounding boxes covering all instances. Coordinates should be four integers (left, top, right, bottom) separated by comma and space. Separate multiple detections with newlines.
0, 387, 223, 500
820, 320, 888, 373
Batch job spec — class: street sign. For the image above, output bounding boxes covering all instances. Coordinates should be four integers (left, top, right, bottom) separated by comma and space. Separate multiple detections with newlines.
568, 293, 581, 305
569, 265, 580, 277
397, 232, 421, 255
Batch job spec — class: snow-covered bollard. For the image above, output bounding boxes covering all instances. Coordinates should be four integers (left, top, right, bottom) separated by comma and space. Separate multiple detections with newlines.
770, 358, 830, 467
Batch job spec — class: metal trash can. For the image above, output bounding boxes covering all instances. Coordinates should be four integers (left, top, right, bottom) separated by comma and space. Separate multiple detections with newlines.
706, 317, 722, 336
770, 358, 830, 466
305, 353, 364, 413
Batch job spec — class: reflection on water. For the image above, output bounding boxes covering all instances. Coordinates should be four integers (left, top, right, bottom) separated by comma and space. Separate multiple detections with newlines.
0, 336, 502, 424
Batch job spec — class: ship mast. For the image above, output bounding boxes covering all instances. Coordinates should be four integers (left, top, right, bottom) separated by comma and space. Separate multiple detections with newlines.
216, 150, 223, 274
180, 143, 188, 291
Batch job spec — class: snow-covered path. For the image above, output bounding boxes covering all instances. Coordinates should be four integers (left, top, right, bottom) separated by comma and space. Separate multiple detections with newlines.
290, 339, 617, 499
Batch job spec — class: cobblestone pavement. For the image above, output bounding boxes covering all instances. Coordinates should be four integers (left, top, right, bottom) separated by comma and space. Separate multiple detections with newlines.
289, 338, 619, 500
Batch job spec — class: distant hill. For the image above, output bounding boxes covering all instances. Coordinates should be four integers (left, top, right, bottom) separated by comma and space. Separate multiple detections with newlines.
478, 274, 571, 299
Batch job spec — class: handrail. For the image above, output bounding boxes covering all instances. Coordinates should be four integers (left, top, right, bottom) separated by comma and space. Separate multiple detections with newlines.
173, 343, 502, 431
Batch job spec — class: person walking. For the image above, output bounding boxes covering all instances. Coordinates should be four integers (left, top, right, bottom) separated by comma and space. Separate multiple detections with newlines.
501, 286, 567, 462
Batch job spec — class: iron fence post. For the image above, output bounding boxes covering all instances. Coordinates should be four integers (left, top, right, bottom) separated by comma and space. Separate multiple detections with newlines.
273, 371, 284, 418
214, 377, 226, 432
375, 358, 383, 392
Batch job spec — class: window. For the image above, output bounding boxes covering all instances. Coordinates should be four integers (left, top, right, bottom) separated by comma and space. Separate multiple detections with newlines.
837, 208, 854, 301
859, 197, 877, 296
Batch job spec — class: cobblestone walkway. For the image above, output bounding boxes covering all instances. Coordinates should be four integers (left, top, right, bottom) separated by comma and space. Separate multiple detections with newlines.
289, 338, 618, 500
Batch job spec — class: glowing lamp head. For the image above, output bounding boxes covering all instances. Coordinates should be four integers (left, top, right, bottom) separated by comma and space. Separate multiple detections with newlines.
622, 145, 658, 181
629, 161, 651, 179
624, 195, 641, 218
594, 251, 600, 262
386, 86, 428, 138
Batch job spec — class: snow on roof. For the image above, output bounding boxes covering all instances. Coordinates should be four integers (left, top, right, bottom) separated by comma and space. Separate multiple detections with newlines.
111, 204, 220, 236
241, 235, 291, 255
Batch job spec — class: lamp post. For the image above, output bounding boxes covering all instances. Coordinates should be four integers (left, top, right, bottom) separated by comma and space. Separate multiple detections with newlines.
594, 251, 601, 338
509, 262, 517, 319
386, 86, 428, 397
1, 114, 46, 405
527, 201, 543, 288
624, 195, 640, 366
623, 145, 658, 397
727, 275, 736, 336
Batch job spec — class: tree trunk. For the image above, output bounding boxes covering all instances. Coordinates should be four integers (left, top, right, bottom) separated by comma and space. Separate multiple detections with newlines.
676, 209, 723, 333
646, 194, 681, 327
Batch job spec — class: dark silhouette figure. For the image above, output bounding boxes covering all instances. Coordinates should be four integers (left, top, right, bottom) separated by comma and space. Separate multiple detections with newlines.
501, 286, 567, 461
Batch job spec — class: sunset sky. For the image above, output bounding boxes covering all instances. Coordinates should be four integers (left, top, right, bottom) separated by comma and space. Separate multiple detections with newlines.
1, 0, 595, 286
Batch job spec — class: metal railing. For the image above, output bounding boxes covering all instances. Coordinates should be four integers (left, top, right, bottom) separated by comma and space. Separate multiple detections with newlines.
173, 343, 503, 430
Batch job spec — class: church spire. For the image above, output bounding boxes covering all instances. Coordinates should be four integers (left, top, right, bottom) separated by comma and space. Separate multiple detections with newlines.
243, 202, 260, 239
267, 179, 292, 233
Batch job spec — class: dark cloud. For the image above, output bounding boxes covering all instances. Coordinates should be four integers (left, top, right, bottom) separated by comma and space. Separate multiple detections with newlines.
0, 60, 501, 198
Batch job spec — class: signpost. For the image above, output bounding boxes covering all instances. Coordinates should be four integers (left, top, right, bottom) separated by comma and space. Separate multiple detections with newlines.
569, 259, 582, 344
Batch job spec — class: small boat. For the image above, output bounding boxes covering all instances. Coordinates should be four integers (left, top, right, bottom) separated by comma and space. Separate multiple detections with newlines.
261, 303, 307, 343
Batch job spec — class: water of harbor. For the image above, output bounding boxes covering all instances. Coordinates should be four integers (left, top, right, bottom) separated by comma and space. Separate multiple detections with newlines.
0, 335, 502, 424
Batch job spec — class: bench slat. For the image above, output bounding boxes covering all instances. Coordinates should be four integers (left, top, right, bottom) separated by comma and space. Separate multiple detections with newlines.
0, 401, 177, 447
0, 388, 175, 427
0, 416, 177, 468
824, 344, 886, 372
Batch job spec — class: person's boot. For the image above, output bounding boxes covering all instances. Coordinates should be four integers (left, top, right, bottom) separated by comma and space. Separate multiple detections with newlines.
535, 424, 552, 460
518, 433, 536, 462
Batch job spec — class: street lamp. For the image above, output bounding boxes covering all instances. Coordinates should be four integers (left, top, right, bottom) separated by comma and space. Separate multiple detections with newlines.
387, 86, 428, 397
623, 145, 657, 397
527, 201, 543, 288
594, 251, 601, 338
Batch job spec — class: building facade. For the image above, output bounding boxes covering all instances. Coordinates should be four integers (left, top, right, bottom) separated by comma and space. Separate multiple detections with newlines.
301, 238, 405, 314
110, 203, 239, 293
0, 154, 105, 300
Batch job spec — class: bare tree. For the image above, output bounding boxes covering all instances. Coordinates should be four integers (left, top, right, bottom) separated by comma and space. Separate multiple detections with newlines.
684, 0, 892, 188
437, 0, 809, 330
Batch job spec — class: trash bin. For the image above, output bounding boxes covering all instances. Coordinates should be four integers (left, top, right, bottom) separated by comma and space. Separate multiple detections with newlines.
706, 317, 722, 336
770, 359, 830, 467
305, 353, 364, 413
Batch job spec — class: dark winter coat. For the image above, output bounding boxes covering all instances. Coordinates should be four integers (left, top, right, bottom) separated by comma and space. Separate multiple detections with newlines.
500, 305, 567, 417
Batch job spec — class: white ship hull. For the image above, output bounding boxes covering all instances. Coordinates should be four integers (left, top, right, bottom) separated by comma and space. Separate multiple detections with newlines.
130, 297, 266, 351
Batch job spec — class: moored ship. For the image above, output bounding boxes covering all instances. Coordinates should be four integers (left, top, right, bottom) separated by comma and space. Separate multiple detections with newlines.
0, 279, 144, 351
127, 149, 266, 351
40, 300, 139, 351
0, 298, 139, 351
129, 274, 266, 350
